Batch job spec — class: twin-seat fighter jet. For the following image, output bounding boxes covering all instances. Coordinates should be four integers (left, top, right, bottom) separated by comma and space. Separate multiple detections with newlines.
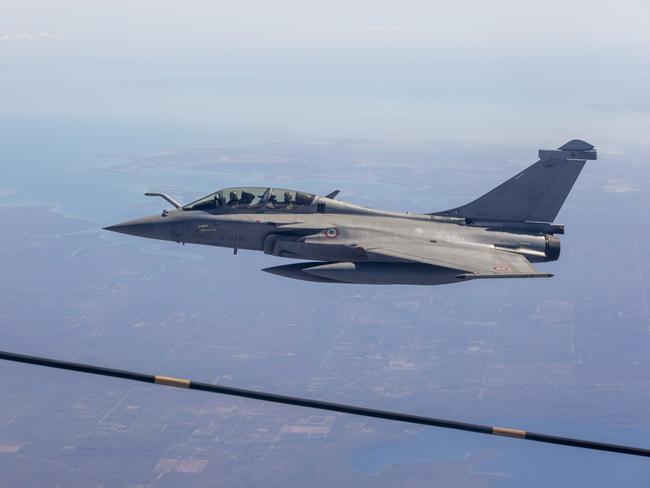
105, 140, 597, 285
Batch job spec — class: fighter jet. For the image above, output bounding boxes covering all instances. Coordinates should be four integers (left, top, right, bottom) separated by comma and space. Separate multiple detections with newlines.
105, 139, 596, 285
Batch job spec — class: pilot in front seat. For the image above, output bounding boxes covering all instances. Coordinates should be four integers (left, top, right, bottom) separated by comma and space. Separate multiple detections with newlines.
228, 191, 240, 206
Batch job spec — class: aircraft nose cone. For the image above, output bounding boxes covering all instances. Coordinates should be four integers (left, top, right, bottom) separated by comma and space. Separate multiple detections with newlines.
104, 215, 174, 240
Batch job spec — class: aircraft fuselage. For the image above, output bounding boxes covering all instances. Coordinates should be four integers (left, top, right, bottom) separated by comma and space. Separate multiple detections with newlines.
105, 140, 595, 284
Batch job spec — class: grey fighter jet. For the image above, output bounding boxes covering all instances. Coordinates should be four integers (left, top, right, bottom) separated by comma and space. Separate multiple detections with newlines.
105, 140, 596, 285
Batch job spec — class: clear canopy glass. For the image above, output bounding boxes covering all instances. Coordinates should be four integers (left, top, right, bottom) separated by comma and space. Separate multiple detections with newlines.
183, 187, 315, 212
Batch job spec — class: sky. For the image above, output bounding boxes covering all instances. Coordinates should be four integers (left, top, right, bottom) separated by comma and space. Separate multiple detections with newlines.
1, 0, 649, 146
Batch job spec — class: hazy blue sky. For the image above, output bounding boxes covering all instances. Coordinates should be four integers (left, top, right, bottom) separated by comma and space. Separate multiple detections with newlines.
1, 0, 649, 146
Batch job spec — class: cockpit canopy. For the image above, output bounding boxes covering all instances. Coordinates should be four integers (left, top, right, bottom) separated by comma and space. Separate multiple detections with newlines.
183, 187, 316, 212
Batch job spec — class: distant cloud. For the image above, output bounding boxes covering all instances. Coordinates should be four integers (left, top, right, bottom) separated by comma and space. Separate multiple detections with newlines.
39, 32, 65, 41
295, 25, 406, 36
0, 32, 64, 42
602, 179, 640, 193
0, 33, 35, 41
364, 25, 406, 33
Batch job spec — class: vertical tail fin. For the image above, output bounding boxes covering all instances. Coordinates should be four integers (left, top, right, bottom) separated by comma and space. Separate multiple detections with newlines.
434, 140, 597, 223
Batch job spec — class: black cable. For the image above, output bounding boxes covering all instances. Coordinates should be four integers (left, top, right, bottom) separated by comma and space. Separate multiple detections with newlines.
1, 349, 648, 458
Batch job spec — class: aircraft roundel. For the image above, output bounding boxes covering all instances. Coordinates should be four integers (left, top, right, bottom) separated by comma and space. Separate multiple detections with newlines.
325, 227, 338, 239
